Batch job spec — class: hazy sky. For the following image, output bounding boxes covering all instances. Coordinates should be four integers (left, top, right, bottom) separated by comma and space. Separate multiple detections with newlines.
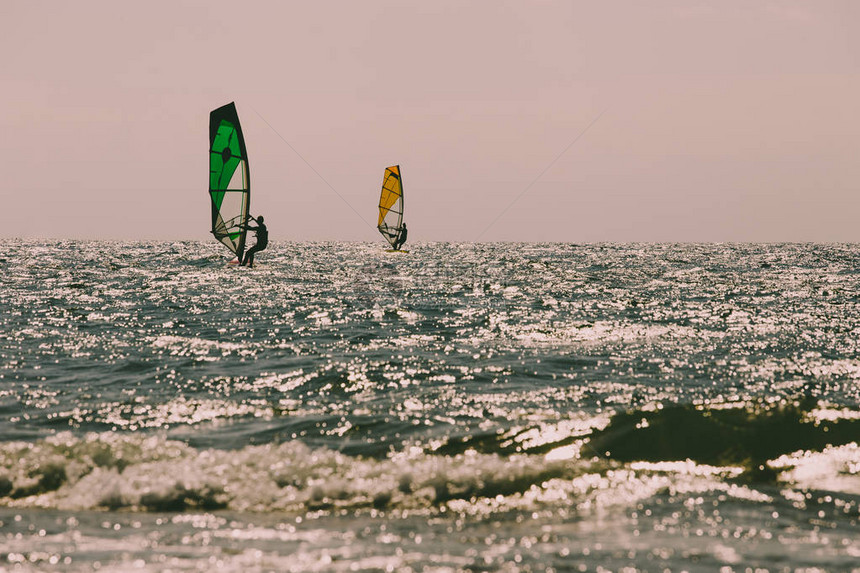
3, 1, 859, 242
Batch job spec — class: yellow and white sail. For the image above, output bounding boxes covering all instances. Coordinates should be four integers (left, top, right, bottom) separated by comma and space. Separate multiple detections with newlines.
377, 165, 404, 248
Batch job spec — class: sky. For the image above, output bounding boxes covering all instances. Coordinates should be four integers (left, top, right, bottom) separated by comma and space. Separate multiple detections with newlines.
2, 1, 859, 242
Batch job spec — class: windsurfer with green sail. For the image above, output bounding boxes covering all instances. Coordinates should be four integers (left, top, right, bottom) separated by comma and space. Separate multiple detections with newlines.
240, 215, 267, 267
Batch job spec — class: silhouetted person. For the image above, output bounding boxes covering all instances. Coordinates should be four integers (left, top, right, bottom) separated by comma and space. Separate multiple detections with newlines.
241, 215, 268, 267
393, 223, 407, 251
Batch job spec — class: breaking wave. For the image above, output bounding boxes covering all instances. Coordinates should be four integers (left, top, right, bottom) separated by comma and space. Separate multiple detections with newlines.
3, 400, 858, 515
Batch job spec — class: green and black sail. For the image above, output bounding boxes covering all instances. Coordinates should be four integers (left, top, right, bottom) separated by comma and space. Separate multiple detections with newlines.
209, 102, 250, 260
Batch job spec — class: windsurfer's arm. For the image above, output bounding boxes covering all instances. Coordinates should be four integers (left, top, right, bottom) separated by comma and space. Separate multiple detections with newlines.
239, 217, 258, 230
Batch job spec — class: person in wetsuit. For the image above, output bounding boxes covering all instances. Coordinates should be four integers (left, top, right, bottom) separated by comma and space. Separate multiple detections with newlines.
240, 215, 268, 267
393, 223, 407, 251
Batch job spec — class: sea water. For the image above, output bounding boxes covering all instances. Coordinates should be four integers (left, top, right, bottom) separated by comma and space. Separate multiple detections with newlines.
1, 240, 858, 572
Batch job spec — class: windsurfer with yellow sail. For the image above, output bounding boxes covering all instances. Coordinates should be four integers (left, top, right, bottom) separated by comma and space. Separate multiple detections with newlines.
392, 223, 407, 251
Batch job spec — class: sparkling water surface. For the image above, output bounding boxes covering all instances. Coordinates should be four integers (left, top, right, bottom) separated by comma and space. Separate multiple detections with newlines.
1, 240, 858, 571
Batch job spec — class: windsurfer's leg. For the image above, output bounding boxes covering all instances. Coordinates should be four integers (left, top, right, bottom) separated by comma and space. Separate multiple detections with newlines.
242, 244, 256, 266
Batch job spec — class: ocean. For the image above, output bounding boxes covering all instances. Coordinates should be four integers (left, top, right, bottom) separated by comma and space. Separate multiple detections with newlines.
1, 240, 858, 572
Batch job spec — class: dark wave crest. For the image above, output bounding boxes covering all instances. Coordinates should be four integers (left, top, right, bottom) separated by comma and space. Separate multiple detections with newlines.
586, 398, 860, 479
